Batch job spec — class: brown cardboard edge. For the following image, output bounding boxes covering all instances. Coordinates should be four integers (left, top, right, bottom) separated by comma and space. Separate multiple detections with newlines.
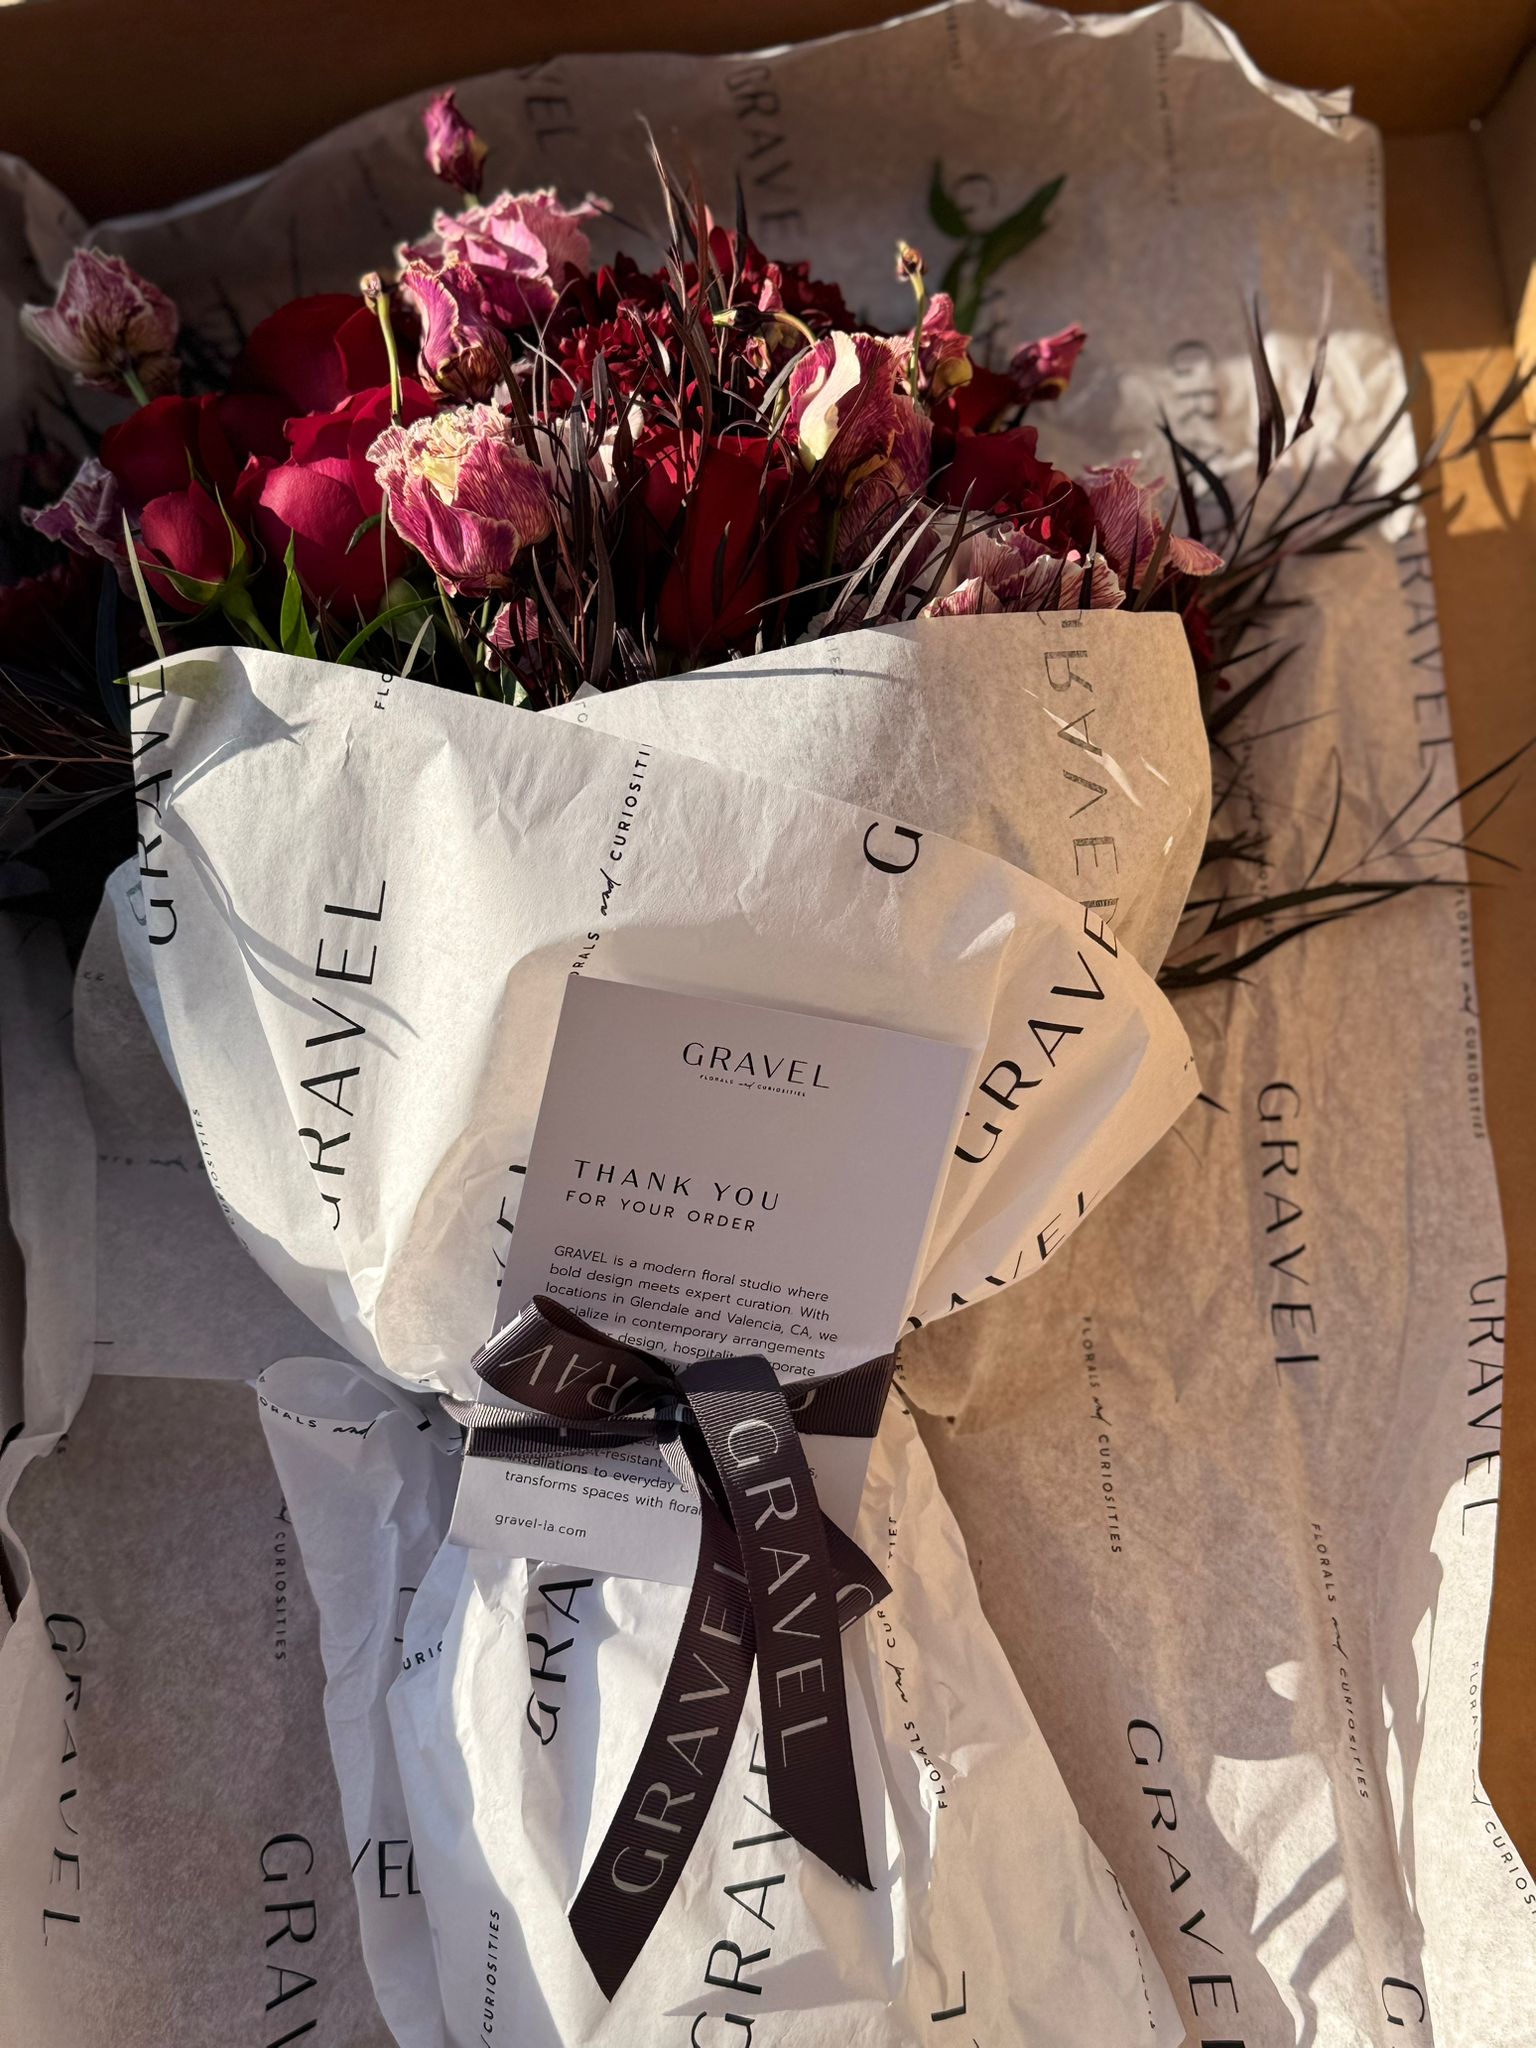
1384, 128, 1536, 1865
0, 0, 1532, 222
1478, 42, 1536, 414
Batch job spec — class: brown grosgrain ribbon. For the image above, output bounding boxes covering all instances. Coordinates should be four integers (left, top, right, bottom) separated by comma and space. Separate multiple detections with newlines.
453, 1294, 894, 1999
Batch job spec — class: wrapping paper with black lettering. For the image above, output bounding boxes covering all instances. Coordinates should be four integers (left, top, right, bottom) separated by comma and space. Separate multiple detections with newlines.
100, 625, 1197, 2044
1, 3, 1527, 2042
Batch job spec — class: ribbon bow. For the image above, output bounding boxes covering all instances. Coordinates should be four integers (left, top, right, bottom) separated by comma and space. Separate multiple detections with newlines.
453, 1295, 895, 1997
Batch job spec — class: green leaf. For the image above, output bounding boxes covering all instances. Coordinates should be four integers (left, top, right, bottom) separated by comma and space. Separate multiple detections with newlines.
347, 511, 383, 555
121, 512, 166, 660
153, 564, 225, 608
974, 174, 1065, 286
212, 488, 249, 576
334, 594, 434, 667
279, 532, 317, 659
927, 162, 970, 241
219, 584, 278, 652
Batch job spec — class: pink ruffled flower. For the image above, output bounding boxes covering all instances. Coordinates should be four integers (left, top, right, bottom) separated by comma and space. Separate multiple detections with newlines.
923, 526, 1123, 616
835, 399, 933, 566
784, 332, 904, 488
400, 261, 503, 402
369, 403, 552, 596
422, 89, 487, 197
401, 190, 605, 328
1008, 323, 1087, 406
1083, 458, 1223, 591
21, 248, 180, 398
21, 456, 128, 575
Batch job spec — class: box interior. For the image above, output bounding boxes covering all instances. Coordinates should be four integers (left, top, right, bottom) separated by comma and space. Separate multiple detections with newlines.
2, 0, 1531, 1856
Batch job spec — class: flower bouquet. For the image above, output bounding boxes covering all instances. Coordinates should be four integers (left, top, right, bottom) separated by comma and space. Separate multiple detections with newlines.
1, 66, 1522, 2048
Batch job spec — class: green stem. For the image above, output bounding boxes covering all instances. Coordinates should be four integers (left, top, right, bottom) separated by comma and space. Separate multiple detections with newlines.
902, 256, 928, 393
122, 365, 152, 408
780, 311, 819, 352
221, 586, 277, 651
375, 290, 404, 420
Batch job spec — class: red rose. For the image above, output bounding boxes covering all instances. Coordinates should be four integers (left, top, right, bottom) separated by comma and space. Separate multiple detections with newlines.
232, 294, 390, 418
932, 365, 1018, 440
138, 480, 246, 610
100, 391, 290, 517
642, 431, 801, 661
253, 380, 435, 614
942, 425, 1093, 552
101, 395, 232, 512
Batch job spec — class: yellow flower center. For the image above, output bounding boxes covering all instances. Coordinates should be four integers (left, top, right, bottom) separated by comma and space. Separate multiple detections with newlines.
420, 448, 465, 502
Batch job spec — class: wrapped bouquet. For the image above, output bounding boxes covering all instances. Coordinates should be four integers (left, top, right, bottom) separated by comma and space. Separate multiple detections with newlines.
4, 90, 1220, 2042
1, 52, 1523, 2048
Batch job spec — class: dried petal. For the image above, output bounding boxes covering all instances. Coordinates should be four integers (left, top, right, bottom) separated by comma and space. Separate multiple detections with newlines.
400, 261, 503, 403
422, 90, 488, 197
369, 404, 552, 596
21, 248, 180, 398
22, 456, 128, 575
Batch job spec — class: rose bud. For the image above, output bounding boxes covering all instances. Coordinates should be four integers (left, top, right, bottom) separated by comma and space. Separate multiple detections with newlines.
901, 292, 973, 401
232, 293, 390, 419
654, 434, 777, 659
895, 239, 925, 284
22, 456, 128, 575
1008, 323, 1088, 406
400, 261, 503, 403
368, 403, 552, 596
136, 479, 250, 612
941, 422, 1095, 556
20, 248, 180, 402
423, 89, 488, 197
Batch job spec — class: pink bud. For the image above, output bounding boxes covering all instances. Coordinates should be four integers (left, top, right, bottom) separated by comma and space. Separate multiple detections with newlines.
21, 248, 180, 399
423, 89, 488, 197
1008, 323, 1087, 406
368, 404, 553, 596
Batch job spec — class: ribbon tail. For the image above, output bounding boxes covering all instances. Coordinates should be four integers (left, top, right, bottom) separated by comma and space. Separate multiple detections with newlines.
567, 1494, 754, 2000
821, 1512, 890, 1628
684, 1359, 879, 1895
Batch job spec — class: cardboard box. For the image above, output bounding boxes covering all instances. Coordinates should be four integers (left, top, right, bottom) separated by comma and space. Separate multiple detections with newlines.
1, 0, 1530, 1853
